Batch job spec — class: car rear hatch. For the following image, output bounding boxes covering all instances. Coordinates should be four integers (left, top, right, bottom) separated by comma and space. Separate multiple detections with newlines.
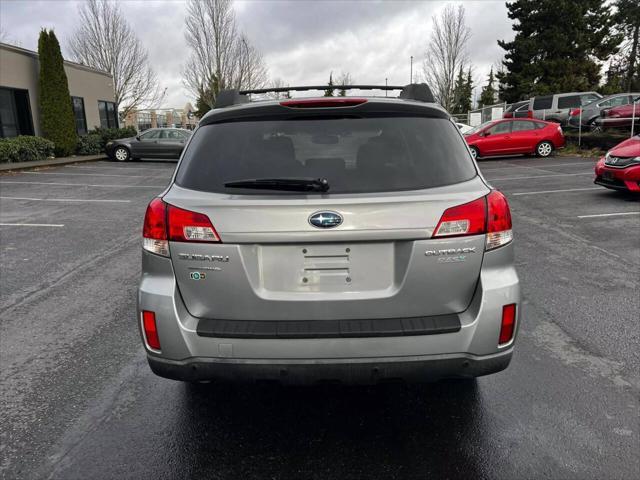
161, 101, 494, 325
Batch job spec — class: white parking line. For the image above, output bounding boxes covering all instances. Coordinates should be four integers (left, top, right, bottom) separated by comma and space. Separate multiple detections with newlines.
66, 164, 174, 171
22, 171, 170, 179
487, 172, 593, 181
481, 161, 596, 170
0, 223, 64, 227
511, 187, 602, 196
577, 212, 640, 219
0, 196, 131, 203
0, 181, 165, 188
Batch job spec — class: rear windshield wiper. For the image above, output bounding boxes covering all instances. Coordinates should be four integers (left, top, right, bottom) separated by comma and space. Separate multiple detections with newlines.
224, 177, 330, 192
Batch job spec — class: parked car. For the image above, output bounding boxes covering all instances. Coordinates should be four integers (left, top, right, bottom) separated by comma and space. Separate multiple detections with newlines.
464, 118, 565, 160
567, 93, 640, 130
502, 100, 529, 118
138, 84, 520, 384
106, 128, 192, 161
594, 135, 640, 192
527, 92, 602, 125
455, 122, 474, 134
594, 96, 640, 129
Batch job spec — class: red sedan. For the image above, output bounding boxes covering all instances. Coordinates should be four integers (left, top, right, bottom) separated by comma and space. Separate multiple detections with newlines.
595, 97, 639, 128
464, 119, 565, 160
594, 135, 640, 193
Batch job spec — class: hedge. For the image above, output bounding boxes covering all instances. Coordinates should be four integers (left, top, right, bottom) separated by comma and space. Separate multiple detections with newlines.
88, 126, 138, 150
76, 134, 103, 155
564, 131, 632, 151
0, 136, 55, 163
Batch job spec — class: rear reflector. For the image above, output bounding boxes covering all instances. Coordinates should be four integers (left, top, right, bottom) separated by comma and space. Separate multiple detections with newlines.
432, 197, 486, 238
142, 310, 161, 350
280, 98, 367, 108
499, 304, 516, 345
168, 204, 220, 242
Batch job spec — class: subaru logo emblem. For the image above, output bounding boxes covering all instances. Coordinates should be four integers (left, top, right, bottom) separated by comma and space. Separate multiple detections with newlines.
309, 211, 343, 229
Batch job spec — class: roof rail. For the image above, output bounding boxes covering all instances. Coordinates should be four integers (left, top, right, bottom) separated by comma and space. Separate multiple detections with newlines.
214, 83, 435, 108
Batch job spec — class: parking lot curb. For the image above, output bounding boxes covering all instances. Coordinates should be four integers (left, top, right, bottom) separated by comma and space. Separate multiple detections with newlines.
0, 154, 107, 172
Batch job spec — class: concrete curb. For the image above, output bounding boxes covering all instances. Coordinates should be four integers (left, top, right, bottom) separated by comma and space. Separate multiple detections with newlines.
0, 154, 108, 172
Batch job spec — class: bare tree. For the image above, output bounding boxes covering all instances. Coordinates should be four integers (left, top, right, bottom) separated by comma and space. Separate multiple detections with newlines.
337, 72, 354, 96
422, 5, 471, 111
183, 0, 268, 109
265, 78, 290, 99
68, 0, 163, 119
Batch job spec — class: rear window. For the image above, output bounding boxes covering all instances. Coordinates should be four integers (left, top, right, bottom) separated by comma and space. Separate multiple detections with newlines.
175, 116, 477, 195
533, 96, 553, 110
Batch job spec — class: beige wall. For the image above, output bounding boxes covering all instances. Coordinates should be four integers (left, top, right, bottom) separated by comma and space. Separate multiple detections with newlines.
0, 43, 115, 136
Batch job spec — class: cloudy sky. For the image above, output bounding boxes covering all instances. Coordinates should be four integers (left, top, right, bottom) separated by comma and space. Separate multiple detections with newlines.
0, 0, 514, 108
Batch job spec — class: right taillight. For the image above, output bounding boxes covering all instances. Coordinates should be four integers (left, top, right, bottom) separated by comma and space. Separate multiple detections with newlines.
486, 190, 513, 250
432, 190, 513, 251
142, 198, 220, 257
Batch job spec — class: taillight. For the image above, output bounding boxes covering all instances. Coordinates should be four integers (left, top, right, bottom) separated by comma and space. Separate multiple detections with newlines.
486, 190, 513, 250
432, 197, 486, 238
143, 198, 169, 256
527, 110, 533, 118
432, 191, 513, 251
499, 304, 516, 345
142, 198, 220, 256
503, 112, 513, 118
280, 98, 367, 108
570, 108, 581, 117
167, 205, 220, 242
142, 310, 161, 350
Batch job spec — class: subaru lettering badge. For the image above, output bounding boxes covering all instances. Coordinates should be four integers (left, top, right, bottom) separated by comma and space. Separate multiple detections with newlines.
309, 211, 343, 229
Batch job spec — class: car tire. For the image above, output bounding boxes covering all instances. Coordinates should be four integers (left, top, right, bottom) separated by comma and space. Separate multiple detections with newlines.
113, 146, 130, 162
469, 146, 480, 161
535, 141, 553, 158
589, 121, 602, 133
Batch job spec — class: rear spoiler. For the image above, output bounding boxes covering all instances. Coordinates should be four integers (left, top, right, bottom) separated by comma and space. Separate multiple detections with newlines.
214, 83, 435, 109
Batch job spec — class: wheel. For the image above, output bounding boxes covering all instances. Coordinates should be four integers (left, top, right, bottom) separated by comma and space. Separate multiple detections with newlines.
536, 141, 553, 157
589, 121, 602, 133
469, 146, 480, 161
113, 146, 130, 162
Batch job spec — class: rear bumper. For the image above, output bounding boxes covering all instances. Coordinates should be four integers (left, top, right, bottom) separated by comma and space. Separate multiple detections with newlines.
147, 349, 513, 384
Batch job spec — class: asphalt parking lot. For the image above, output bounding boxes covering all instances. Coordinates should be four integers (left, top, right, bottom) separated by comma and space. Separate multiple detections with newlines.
1, 156, 638, 480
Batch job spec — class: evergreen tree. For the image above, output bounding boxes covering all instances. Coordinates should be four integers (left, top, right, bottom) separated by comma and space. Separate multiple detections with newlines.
497, 0, 619, 103
324, 73, 335, 97
612, 0, 640, 91
451, 67, 473, 113
38, 29, 77, 156
478, 67, 497, 107
194, 89, 212, 118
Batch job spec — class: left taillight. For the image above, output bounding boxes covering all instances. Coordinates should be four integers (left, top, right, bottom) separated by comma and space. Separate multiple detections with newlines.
143, 198, 169, 257
143, 198, 220, 257
432, 190, 513, 251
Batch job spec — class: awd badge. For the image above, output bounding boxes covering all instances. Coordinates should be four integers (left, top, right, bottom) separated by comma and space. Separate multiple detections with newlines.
190, 272, 206, 280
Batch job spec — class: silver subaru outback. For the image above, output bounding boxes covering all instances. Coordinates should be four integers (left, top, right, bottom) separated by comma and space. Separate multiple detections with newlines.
138, 84, 520, 384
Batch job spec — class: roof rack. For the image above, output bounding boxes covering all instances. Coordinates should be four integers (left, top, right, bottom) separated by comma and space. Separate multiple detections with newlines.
214, 83, 435, 108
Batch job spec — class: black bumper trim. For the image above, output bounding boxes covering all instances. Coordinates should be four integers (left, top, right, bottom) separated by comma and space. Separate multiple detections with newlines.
196, 314, 461, 339
147, 351, 512, 384
594, 177, 629, 191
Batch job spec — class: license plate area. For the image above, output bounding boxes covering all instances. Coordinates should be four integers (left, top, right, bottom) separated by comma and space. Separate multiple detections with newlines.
258, 243, 395, 293
602, 171, 616, 181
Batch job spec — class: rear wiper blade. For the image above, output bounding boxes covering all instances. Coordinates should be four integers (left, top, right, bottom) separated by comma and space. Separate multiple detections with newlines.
224, 177, 330, 192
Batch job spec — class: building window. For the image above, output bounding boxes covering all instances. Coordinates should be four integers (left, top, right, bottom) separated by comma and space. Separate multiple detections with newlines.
0, 87, 34, 138
98, 100, 118, 129
71, 96, 87, 135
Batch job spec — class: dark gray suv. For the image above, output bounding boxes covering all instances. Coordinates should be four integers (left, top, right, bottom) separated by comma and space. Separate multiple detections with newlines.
138, 84, 520, 385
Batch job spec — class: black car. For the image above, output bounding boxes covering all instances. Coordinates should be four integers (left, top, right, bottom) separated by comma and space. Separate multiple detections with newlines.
503, 100, 529, 119
106, 128, 192, 161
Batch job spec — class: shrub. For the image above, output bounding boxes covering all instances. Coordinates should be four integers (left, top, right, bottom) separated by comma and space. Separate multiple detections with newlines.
88, 126, 138, 149
0, 136, 55, 163
564, 131, 631, 151
38, 29, 77, 156
76, 134, 103, 155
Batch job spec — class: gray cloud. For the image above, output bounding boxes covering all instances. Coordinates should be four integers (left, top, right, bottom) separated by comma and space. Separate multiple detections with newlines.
0, 0, 513, 108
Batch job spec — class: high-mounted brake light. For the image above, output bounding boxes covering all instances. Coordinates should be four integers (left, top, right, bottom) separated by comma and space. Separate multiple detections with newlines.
280, 98, 368, 108
432, 190, 512, 250
142, 199, 220, 256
